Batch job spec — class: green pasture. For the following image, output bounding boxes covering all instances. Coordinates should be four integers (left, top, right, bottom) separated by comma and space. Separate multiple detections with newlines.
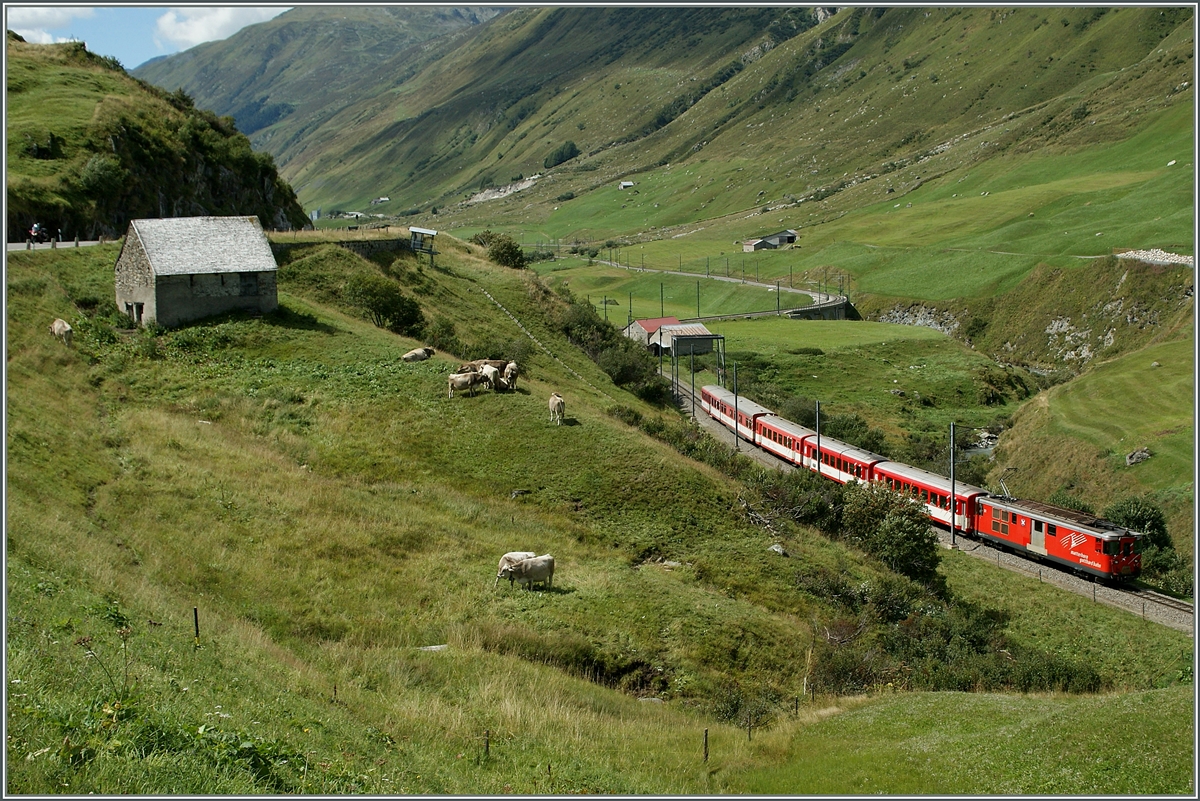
1047, 336, 1194, 489
531, 258, 808, 321
522, 103, 1195, 305
681, 316, 1024, 440
735, 686, 1193, 795
7, 237, 1194, 794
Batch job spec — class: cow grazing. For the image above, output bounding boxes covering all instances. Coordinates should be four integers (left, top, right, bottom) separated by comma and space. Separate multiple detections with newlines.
455, 358, 509, 374
402, 346, 435, 362
480, 363, 501, 390
448, 369, 485, 398
50, 318, 72, 347
502, 361, 519, 390
549, 392, 565, 425
500, 554, 555, 590
495, 551, 537, 588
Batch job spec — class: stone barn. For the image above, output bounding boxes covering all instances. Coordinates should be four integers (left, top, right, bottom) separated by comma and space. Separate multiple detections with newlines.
114, 216, 279, 328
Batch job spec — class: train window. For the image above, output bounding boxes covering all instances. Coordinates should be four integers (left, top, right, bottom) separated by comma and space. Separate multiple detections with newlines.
1001, 510, 1009, 523
1033, 520, 1043, 533
1047, 524, 1057, 536
920, 489, 928, 502
1103, 540, 1120, 556
992, 506, 1000, 519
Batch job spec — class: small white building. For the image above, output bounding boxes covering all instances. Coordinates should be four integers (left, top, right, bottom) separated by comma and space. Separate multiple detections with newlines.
743, 229, 798, 252
622, 316, 680, 346
650, 323, 716, 356
619, 181, 635, 190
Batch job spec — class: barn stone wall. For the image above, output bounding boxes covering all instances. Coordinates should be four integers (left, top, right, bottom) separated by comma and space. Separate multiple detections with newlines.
155, 271, 278, 328
114, 229, 157, 324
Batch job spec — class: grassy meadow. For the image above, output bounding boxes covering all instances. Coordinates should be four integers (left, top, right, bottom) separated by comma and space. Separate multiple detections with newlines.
531, 257, 811, 322
6, 236, 1193, 794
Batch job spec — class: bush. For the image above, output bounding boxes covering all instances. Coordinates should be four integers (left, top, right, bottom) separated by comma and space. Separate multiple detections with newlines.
1102, 495, 1170, 550
423, 317, 464, 357
344, 273, 424, 335
1048, 488, 1094, 514
487, 235, 527, 269
840, 482, 943, 589
543, 140, 581, 169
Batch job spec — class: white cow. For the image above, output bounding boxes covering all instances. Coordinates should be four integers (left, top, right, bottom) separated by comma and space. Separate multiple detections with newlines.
495, 551, 537, 588
549, 392, 565, 425
502, 361, 519, 390
479, 363, 501, 390
455, 359, 509, 374
448, 370, 485, 398
402, 346, 434, 362
50, 318, 72, 347
500, 554, 555, 590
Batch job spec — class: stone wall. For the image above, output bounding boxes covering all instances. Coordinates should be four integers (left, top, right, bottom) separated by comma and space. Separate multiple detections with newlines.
114, 229, 157, 324
155, 271, 278, 328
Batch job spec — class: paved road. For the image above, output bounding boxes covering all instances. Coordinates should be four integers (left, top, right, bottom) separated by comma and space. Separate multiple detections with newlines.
8, 240, 106, 252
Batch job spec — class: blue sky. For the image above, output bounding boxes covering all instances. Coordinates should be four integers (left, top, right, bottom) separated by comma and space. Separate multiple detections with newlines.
5, 6, 291, 70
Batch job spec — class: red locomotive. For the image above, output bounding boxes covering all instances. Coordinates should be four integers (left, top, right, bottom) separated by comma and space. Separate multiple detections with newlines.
700, 384, 1143, 580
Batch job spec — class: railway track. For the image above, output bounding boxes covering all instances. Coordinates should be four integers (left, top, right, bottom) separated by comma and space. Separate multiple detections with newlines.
666, 379, 1194, 635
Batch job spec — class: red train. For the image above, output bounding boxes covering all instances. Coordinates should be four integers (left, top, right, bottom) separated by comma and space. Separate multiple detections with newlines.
700, 385, 1143, 580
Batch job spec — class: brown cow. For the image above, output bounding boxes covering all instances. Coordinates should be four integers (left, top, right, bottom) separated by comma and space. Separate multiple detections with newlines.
448, 370, 485, 398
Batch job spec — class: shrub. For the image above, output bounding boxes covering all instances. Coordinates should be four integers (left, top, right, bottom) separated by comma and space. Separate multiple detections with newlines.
343, 273, 424, 335
1102, 495, 1170, 550
556, 191, 575, 201
1048, 488, 1094, 514
840, 482, 943, 589
487, 234, 527, 269
423, 317, 464, 357
543, 140, 580, 169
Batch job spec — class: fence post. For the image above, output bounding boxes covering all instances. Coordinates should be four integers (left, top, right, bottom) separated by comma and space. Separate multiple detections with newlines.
485, 730, 490, 758
703, 728, 708, 762
193, 607, 200, 649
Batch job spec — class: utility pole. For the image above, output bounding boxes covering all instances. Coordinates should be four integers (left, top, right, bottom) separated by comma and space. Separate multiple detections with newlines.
815, 400, 821, 477
660, 283, 664, 317
949, 421, 956, 548
733, 364, 739, 452
697, 281, 701, 319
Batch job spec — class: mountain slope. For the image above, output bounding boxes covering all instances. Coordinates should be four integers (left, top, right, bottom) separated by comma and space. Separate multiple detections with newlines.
133, 6, 1193, 229
132, 7, 508, 163
5, 34, 308, 239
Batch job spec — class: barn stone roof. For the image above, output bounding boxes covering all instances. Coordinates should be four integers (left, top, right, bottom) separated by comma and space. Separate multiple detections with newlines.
130, 216, 277, 276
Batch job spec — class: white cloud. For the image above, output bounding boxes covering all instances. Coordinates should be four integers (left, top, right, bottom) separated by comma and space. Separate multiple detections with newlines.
154, 6, 288, 51
7, 6, 94, 44
6, 7, 95, 29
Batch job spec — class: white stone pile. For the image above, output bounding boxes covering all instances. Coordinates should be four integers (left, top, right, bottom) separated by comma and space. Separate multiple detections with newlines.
1116, 248, 1194, 267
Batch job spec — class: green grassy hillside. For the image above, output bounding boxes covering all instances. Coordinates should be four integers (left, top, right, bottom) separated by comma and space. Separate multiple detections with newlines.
6, 237, 1192, 793
5, 35, 308, 241
994, 335, 1195, 557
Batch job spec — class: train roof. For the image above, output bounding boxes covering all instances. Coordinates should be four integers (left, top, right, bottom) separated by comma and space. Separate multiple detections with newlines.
875, 460, 988, 496
701, 386, 775, 418
758, 414, 816, 440
812, 434, 888, 465
988, 496, 1136, 539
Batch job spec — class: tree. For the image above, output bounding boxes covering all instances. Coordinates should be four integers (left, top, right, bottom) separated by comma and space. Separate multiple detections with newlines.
344, 273, 424, 335
487, 234, 527, 269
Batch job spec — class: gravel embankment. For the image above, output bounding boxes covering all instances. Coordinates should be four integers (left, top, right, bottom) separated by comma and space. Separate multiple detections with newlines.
1116, 248, 1194, 267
